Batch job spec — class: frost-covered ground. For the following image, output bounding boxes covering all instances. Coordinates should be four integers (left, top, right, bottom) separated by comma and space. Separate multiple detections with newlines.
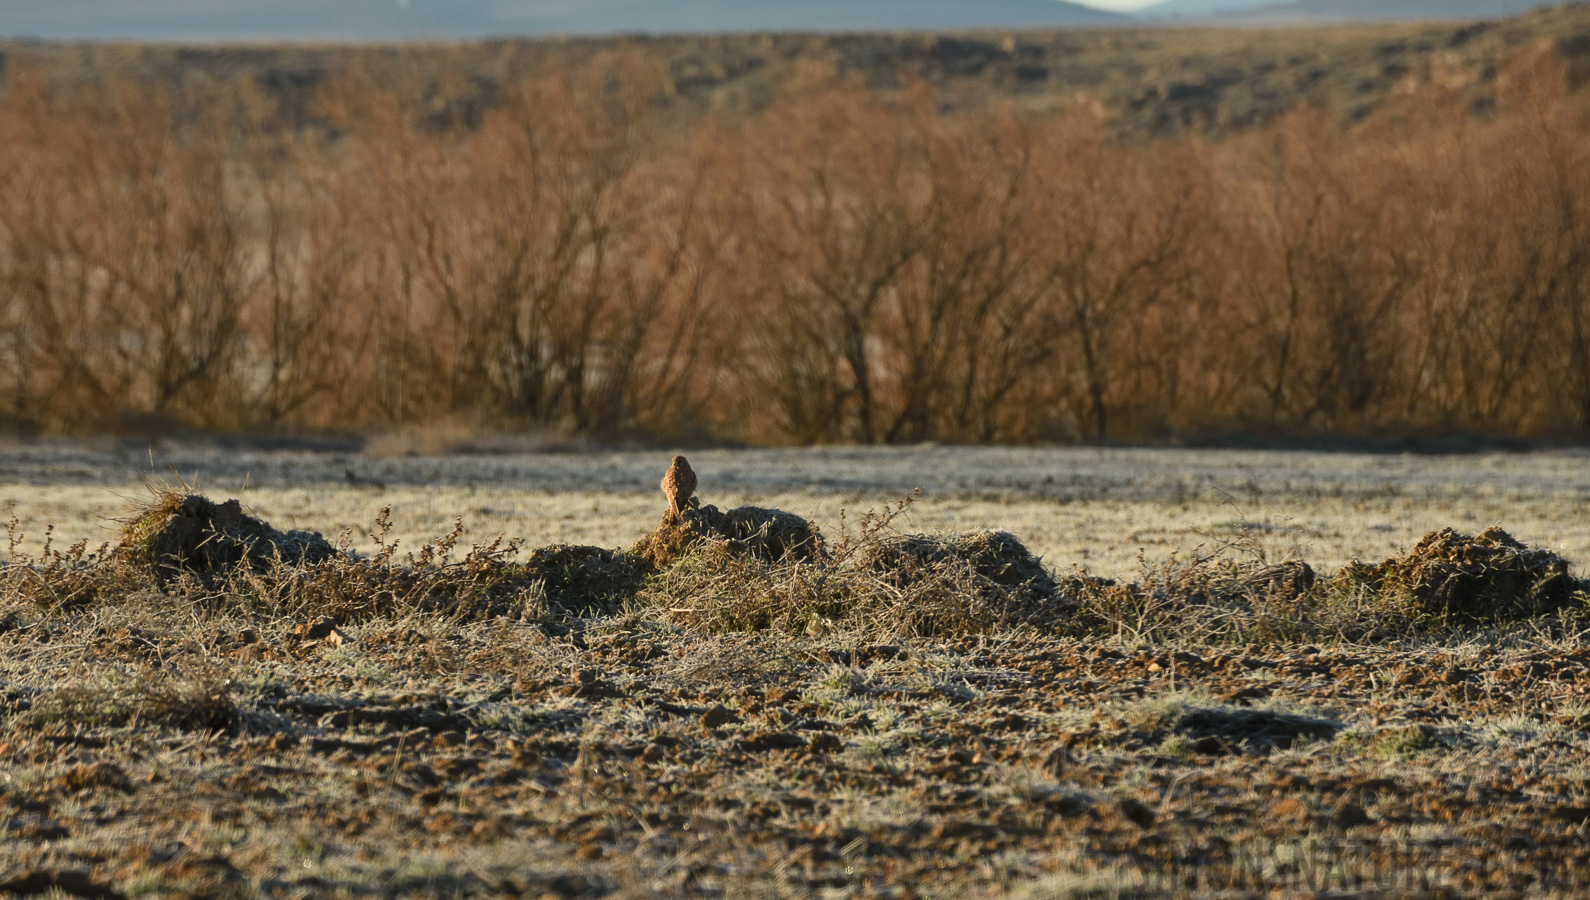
3, 441, 1589, 579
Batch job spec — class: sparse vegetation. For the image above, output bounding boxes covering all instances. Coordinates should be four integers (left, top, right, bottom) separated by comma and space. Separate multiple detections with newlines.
3, 470, 1590, 896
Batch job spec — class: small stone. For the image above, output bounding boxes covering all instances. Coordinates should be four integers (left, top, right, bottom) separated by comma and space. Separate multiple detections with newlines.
764, 687, 798, 704
1117, 798, 1156, 829
295, 616, 338, 641
808, 733, 843, 754
1335, 802, 1373, 827
699, 705, 738, 729
737, 732, 806, 753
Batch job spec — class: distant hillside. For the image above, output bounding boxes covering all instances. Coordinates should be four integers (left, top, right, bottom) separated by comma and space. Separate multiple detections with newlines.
414, 0, 1133, 33
1213, 0, 1565, 24
5, 2, 1590, 139
0, 0, 1129, 41
1135, 0, 1289, 18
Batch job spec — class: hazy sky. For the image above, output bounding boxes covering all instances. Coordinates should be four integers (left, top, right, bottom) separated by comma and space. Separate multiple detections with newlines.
1081, 0, 1160, 8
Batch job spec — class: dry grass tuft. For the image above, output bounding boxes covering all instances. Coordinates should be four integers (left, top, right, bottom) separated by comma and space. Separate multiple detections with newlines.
638, 507, 1076, 638
1066, 527, 1588, 647
246, 531, 534, 624
26, 667, 238, 734
0, 535, 119, 615
518, 544, 646, 616
634, 543, 833, 634
854, 530, 1058, 596
1066, 550, 1319, 647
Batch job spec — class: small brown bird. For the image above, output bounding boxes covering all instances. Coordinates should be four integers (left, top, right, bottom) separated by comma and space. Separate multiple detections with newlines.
660, 455, 697, 517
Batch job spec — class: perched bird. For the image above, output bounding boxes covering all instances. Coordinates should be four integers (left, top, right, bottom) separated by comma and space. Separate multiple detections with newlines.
661, 455, 697, 518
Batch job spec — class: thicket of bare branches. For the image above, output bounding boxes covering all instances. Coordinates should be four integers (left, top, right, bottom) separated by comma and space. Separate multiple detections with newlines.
0, 47, 1586, 443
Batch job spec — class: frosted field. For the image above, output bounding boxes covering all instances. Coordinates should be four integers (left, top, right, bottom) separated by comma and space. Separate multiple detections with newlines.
2, 441, 1589, 580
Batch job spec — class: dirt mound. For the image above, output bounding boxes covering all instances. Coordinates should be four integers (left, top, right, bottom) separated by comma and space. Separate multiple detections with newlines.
1334, 526, 1579, 626
822, 530, 1073, 634
855, 530, 1059, 599
1174, 706, 1340, 754
120, 492, 337, 584
630, 504, 823, 570
520, 544, 646, 616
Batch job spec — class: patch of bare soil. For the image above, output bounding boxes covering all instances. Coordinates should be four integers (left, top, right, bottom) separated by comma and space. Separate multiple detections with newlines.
3, 619, 1590, 898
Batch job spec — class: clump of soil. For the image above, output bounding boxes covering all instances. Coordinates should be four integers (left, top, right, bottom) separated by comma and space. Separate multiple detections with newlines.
630, 504, 823, 570
519, 544, 646, 616
120, 492, 337, 584
831, 530, 1074, 635
855, 530, 1058, 599
1173, 706, 1341, 754
1334, 526, 1580, 626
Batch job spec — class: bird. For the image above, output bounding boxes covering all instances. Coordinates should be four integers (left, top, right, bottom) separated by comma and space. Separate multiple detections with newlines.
660, 455, 697, 518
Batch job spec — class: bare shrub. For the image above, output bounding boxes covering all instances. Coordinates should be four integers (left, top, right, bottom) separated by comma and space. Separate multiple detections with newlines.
1, 48, 1589, 442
